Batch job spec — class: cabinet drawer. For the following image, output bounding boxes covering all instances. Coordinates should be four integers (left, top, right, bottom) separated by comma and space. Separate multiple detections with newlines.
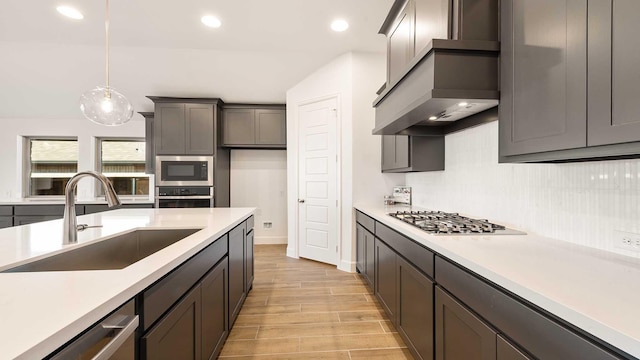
246, 216, 254, 233
376, 222, 434, 278
435, 256, 621, 360
143, 235, 228, 330
14, 204, 84, 216
0, 206, 12, 216
356, 211, 375, 233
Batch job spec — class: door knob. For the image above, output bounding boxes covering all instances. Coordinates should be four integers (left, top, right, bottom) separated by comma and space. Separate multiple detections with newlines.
298, 199, 305, 203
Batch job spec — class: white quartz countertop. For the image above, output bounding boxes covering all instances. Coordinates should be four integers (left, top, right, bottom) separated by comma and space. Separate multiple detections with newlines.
355, 203, 640, 359
0, 207, 254, 360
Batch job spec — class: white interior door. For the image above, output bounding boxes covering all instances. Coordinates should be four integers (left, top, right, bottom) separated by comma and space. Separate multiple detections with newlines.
297, 97, 338, 265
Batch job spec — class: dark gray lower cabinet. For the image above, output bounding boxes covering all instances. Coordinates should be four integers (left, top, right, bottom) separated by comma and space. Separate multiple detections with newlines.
375, 239, 397, 322
435, 286, 496, 360
245, 229, 254, 291
201, 258, 229, 360
356, 223, 375, 288
143, 285, 202, 360
497, 335, 531, 360
228, 223, 246, 327
0, 217, 11, 228
397, 256, 434, 360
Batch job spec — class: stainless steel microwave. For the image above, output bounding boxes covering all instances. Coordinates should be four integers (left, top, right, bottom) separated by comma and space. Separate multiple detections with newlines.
156, 156, 213, 186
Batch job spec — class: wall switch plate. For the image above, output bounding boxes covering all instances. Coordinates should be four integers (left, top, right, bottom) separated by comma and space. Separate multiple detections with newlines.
614, 230, 640, 252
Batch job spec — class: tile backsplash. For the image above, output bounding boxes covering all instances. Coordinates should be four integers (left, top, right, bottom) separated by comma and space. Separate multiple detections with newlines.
405, 121, 640, 258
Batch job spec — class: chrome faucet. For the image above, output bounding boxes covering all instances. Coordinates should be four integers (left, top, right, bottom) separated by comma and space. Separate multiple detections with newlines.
63, 171, 121, 244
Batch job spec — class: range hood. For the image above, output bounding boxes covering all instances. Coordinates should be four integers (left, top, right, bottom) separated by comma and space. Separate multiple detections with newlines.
373, 39, 500, 135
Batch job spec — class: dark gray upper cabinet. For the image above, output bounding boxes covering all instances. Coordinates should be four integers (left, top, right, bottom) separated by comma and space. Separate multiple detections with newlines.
500, 0, 640, 162
222, 105, 286, 148
414, 0, 448, 53
387, 1, 414, 84
150, 97, 218, 155
499, 0, 588, 157
588, 0, 640, 146
139, 112, 155, 174
381, 135, 444, 172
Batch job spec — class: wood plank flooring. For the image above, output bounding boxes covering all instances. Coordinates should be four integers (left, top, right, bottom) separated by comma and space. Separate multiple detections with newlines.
219, 245, 413, 359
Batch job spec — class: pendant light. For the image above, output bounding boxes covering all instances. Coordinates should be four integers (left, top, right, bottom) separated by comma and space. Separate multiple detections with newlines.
80, 0, 133, 126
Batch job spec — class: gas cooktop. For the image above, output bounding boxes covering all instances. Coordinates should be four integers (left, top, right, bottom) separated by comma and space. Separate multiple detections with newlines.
388, 211, 525, 235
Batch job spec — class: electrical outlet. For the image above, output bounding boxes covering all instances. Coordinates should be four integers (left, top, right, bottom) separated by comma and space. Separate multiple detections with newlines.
614, 230, 640, 252
263, 222, 272, 229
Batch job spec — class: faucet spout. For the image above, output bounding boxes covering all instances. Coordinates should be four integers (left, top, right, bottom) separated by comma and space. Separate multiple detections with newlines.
63, 171, 121, 244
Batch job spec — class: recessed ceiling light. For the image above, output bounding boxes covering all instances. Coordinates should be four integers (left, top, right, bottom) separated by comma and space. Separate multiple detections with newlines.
429, 116, 438, 121
458, 102, 469, 107
56, 5, 84, 20
201, 15, 221, 28
331, 19, 349, 32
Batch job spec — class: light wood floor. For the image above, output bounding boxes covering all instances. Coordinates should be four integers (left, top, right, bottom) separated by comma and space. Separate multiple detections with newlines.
219, 245, 414, 359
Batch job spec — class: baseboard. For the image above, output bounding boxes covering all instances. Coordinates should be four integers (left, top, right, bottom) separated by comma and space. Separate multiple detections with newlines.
338, 259, 356, 273
254, 236, 288, 245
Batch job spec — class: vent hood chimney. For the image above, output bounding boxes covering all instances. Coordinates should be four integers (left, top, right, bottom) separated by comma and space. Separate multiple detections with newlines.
373, 0, 500, 136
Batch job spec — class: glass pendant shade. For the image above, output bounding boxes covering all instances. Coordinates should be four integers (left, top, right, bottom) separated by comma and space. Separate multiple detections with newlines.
80, 87, 134, 126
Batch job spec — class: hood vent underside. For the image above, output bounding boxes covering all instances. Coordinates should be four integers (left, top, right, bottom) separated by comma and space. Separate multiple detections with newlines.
372, 39, 500, 135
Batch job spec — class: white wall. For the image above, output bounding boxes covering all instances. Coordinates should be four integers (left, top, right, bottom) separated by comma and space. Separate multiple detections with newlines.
286, 52, 404, 271
230, 150, 287, 244
405, 121, 640, 259
0, 117, 146, 200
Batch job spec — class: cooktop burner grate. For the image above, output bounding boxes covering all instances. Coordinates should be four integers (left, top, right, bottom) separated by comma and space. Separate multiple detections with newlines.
388, 211, 524, 235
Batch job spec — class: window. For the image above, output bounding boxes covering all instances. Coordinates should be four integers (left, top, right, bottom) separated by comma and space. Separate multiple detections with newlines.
27, 138, 78, 196
98, 139, 149, 196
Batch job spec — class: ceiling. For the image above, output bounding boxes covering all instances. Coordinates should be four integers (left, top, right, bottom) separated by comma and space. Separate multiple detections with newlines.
0, 0, 393, 119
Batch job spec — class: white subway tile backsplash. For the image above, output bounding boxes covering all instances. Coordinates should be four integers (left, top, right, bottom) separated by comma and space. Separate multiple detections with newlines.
405, 121, 640, 258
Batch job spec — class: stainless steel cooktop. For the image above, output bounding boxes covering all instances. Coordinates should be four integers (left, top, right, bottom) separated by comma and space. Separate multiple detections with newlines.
388, 211, 525, 235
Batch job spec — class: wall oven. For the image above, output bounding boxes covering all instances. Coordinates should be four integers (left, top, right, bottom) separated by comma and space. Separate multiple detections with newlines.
155, 186, 213, 208
156, 156, 213, 186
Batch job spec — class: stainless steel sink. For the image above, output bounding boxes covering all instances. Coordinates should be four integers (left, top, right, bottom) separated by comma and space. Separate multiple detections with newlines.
3, 228, 202, 272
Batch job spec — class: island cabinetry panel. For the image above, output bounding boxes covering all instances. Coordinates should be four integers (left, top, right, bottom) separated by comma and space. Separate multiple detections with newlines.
222, 105, 286, 148
142, 285, 202, 360
245, 221, 254, 291
228, 222, 246, 327
200, 257, 229, 360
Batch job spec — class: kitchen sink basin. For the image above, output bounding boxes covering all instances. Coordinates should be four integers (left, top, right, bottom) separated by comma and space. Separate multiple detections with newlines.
3, 228, 202, 272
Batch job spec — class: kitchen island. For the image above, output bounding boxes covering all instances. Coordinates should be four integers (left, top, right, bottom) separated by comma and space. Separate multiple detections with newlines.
0, 207, 254, 359
355, 203, 640, 360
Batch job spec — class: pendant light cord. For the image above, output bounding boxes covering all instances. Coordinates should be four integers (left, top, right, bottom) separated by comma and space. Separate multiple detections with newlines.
104, 0, 110, 98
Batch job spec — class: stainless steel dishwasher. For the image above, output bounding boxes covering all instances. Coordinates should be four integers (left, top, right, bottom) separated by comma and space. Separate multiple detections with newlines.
48, 299, 138, 360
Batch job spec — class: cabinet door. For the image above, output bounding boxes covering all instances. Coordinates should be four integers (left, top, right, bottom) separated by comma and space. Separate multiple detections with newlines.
364, 227, 375, 288
388, 1, 414, 83
228, 223, 246, 327
245, 230, 254, 291
381, 135, 397, 171
356, 224, 365, 274
185, 104, 214, 154
497, 335, 532, 360
375, 239, 397, 323
143, 285, 202, 360
255, 109, 286, 145
201, 258, 228, 360
435, 287, 496, 360
415, 0, 449, 52
145, 115, 155, 174
397, 256, 434, 360
499, 0, 587, 156
0, 217, 12, 228
588, 0, 640, 146
395, 135, 410, 168
223, 109, 255, 145
155, 103, 186, 154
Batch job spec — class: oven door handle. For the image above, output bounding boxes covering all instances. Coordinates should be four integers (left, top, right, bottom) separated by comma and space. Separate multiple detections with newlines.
155, 196, 213, 200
